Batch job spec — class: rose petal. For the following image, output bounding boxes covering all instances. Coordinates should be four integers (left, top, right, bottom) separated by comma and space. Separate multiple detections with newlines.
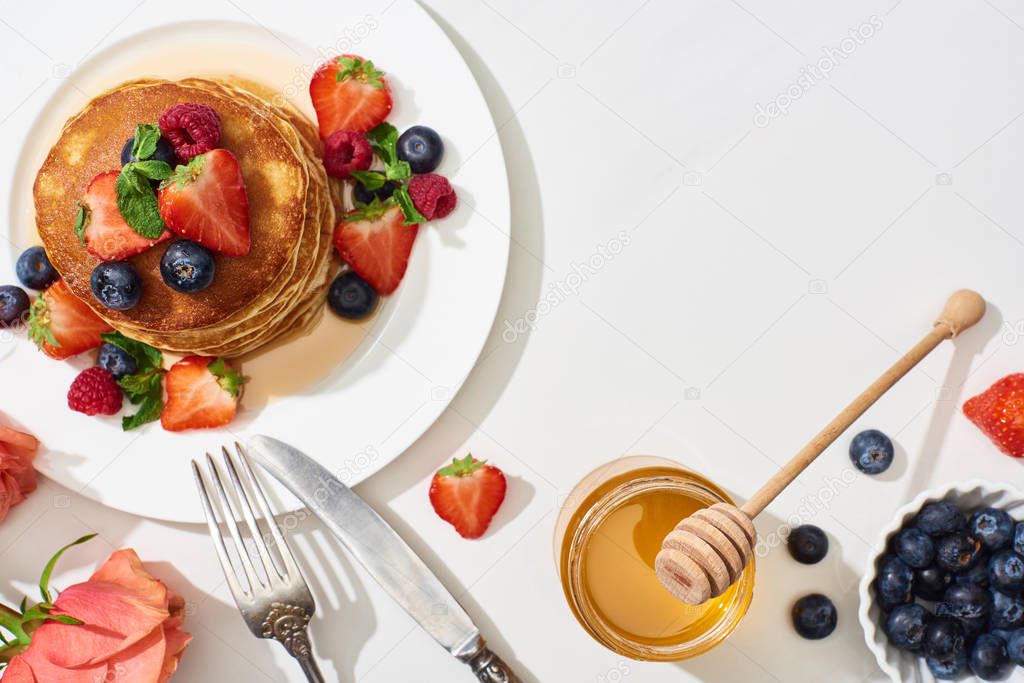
0, 421, 40, 460
104, 623, 167, 682
159, 626, 193, 682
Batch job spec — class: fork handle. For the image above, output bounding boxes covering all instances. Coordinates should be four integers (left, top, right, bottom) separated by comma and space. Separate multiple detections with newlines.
459, 641, 522, 683
296, 650, 325, 683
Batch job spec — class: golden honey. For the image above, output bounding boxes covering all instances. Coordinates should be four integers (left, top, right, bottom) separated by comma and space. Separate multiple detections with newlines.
555, 457, 754, 660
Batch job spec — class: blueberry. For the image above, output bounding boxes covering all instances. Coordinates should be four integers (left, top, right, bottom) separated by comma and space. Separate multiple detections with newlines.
787, 524, 828, 565
120, 134, 177, 167
97, 343, 136, 380
924, 616, 967, 661
396, 125, 444, 174
0, 285, 30, 327
989, 550, 1024, 594
791, 593, 837, 640
1014, 522, 1024, 556
941, 582, 992, 620
915, 566, 953, 601
885, 603, 931, 650
956, 549, 991, 587
160, 240, 215, 293
848, 429, 894, 474
876, 555, 914, 609
327, 271, 378, 320
970, 632, 1008, 680
936, 531, 983, 574
926, 650, 967, 680
15, 246, 59, 290
991, 589, 1024, 630
352, 170, 398, 205
1007, 629, 1024, 665
90, 262, 141, 310
971, 508, 1015, 551
894, 527, 935, 568
917, 502, 967, 536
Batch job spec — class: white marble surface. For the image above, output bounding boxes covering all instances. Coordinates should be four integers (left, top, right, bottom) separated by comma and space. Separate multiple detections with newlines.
3, 1, 1024, 681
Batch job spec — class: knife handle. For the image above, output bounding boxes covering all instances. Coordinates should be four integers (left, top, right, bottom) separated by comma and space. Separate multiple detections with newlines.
458, 640, 522, 683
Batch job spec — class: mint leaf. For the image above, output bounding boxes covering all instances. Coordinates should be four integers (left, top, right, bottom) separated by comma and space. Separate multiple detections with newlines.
384, 160, 411, 182
130, 123, 161, 162
117, 370, 161, 405
115, 166, 166, 239
351, 170, 387, 191
365, 122, 399, 166
131, 160, 172, 181
100, 331, 162, 374
393, 186, 427, 225
122, 391, 162, 431
73, 201, 88, 245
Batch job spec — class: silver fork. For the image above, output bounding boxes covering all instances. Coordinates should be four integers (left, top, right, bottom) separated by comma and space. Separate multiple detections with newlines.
193, 443, 325, 682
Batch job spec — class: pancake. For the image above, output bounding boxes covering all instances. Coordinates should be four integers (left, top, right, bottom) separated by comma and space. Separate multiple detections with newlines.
33, 77, 337, 357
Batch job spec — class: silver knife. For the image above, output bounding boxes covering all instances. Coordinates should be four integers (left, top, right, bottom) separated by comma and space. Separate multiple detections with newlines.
247, 435, 522, 683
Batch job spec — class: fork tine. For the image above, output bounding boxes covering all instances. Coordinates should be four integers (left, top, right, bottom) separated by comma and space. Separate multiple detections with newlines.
192, 460, 249, 599
234, 442, 300, 577
222, 446, 283, 584
205, 452, 264, 593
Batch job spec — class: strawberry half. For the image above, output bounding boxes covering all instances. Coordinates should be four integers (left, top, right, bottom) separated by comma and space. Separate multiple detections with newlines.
161, 356, 246, 432
333, 201, 418, 295
428, 455, 507, 539
157, 149, 251, 257
963, 373, 1024, 458
310, 55, 392, 138
27, 280, 112, 360
80, 171, 170, 261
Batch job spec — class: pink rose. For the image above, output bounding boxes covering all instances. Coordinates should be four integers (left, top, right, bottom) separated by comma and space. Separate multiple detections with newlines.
4, 549, 192, 682
0, 419, 39, 523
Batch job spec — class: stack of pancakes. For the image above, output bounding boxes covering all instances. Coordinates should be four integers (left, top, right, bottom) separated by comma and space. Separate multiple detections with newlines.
33, 77, 339, 357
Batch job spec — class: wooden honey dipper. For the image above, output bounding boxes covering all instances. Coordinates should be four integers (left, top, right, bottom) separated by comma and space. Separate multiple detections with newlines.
655, 289, 986, 605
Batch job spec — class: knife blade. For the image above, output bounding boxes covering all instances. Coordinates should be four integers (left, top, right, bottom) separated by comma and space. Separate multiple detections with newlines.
246, 435, 521, 683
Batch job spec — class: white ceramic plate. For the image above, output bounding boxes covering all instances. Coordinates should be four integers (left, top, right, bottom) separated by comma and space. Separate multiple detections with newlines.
858, 480, 1024, 683
0, 1, 510, 522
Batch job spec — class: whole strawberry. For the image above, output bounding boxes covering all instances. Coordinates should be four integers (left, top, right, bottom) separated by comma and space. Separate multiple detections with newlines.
429, 455, 506, 539
68, 367, 122, 416
963, 373, 1024, 457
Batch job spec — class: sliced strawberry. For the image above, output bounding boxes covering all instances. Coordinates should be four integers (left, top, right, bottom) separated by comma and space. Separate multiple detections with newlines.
428, 455, 507, 539
80, 171, 170, 261
27, 280, 112, 360
333, 201, 417, 295
161, 356, 246, 432
963, 373, 1024, 458
310, 55, 393, 138
157, 149, 250, 257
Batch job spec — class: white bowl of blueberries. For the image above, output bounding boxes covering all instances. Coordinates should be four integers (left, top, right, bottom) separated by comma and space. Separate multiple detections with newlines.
859, 481, 1024, 681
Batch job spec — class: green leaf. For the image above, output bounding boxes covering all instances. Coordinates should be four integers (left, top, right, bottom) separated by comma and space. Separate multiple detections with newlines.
117, 370, 161, 404
384, 160, 411, 182
160, 154, 205, 191
208, 358, 247, 398
122, 391, 163, 431
73, 201, 88, 245
392, 186, 427, 225
115, 167, 166, 239
100, 331, 162, 374
39, 534, 96, 604
350, 170, 386, 191
336, 56, 386, 89
130, 160, 173, 181
365, 122, 398, 166
436, 454, 484, 478
27, 294, 57, 349
130, 123, 161, 162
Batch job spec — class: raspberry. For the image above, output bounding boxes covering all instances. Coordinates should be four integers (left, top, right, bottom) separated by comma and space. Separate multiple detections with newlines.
67, 367, 123, 416
408, 173, 457, 220
322, 130, 372, 179
159, 103, 221, 161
